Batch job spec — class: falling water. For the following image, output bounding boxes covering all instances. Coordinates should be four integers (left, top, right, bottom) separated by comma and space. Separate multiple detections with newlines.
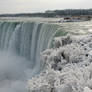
0, 21, 58, 92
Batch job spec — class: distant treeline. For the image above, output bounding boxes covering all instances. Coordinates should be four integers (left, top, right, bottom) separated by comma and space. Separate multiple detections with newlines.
0, 9, 92, 17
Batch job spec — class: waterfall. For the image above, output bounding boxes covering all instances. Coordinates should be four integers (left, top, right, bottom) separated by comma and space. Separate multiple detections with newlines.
0, 21, 58, 92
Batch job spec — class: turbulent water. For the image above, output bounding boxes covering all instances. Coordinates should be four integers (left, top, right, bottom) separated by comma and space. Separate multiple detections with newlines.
0, 21, 58, 92
0, 19, 92, 92
61, 21, 92, 34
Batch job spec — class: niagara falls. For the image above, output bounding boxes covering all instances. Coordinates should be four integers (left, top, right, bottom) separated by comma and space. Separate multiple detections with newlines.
0, 0, 92, 92
0, 17, 91, 92
0, 20, 59, 92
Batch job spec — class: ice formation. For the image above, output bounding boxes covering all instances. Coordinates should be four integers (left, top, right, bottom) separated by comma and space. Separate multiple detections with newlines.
28, 34, 92, 92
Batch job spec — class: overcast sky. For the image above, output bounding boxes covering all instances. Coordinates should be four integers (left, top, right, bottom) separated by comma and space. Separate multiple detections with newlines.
0, 0, 92, 14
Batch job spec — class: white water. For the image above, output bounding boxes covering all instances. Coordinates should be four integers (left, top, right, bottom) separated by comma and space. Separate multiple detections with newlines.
0, 21, 58, 92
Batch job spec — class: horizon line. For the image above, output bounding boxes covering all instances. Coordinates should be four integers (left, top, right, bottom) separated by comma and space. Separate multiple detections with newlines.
0, 8, 92, 15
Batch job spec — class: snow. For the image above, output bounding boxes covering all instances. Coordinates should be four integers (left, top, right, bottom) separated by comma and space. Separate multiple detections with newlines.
28, 34, 92, 92
84, 87, 92, 92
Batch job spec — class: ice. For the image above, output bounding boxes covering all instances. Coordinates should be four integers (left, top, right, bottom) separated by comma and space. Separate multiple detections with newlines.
28, 34, 92, 92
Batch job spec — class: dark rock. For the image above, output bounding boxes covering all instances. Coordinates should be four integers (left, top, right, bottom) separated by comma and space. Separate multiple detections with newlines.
62, 36, 72, 46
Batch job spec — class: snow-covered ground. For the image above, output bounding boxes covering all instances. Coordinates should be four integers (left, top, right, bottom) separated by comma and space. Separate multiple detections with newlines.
28, 34, 92, 92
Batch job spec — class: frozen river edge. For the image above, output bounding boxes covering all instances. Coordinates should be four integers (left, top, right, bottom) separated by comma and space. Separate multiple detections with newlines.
28, 34, 92, 92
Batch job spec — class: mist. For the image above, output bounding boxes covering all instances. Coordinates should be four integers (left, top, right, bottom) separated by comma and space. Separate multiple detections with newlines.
0, 51, 31, 92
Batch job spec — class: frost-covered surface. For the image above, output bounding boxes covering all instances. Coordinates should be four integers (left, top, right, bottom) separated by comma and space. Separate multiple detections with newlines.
28, 34, 92, 92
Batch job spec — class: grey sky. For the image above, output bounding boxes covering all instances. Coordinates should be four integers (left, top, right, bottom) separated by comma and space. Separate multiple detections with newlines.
0, 0, 92, 14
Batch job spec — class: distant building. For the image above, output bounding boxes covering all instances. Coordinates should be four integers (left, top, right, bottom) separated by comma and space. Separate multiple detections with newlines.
59, 15, 91, 22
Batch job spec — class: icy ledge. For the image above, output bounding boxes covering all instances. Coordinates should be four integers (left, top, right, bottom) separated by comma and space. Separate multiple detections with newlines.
28, 34, 92, 92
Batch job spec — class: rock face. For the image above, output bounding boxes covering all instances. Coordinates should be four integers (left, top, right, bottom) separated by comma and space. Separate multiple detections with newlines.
28, 34, 92, 92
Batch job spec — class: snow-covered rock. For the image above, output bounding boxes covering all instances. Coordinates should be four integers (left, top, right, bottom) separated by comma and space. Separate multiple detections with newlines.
84, 87, 92, 92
